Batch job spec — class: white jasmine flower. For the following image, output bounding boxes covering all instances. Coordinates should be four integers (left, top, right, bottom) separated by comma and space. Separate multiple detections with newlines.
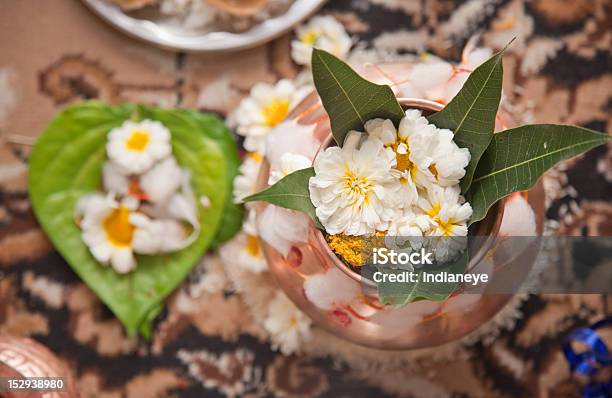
257, 205, 310, 257
309, 131, 399, 236
132, 167, 201, 254
435, 197, 473, 237
130, 214, 193, 254
264, 120, 319, 171
102, 161, 129, 196
385, 209, 433, 259
234, 80, 310, 153
143, 168, 200, 227
219, 211, 267, 273
106, 119, 172, 174
387, 208, 431, 237
139, 157, 183, 203
268, 153, 312, 184
170, 183, 200, 230
303, 268, 361, 311
427, 200, 472, 258
417, 185, 472, 262
417, 185, 469, 230
370, 110, 470, 189
76, 193, 140, 274
233, 152, 262, 204
263, 291, 311, 355
291, 15, 352, 66
396, 110, 441, 188
364, 111, 437, 204
219, 232, 267, 273
428, 129, 471, 187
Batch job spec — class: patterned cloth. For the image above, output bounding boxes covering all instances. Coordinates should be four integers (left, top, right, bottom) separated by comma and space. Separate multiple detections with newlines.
0, 0, 610, 396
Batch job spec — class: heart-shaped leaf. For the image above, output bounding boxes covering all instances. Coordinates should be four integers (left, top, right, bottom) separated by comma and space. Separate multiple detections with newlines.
243, 167, 323, 228
467, 124, 609, 224
312, 48, 405, 146
29, 102, 230, 337
427, 47, 505, 192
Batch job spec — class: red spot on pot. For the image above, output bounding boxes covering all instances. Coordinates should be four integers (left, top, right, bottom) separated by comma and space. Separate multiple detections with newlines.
330, 309, 351, 327
286, 246, 303, 268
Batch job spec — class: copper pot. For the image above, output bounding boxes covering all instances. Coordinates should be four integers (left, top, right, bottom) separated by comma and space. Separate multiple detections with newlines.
0, 334, 78, 397
256, 95, 545, 350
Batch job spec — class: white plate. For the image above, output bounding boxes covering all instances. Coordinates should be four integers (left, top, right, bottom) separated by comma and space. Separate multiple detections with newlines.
80, 0, 326, 53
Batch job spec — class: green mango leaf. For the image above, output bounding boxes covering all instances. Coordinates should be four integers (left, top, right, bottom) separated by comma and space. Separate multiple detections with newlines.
137, 107, 243, 245
29, 102, 229, 337
427, 47, 505, 192
312, 48, 405, 146
468, 124, 609, 224
243, 167, 323, 229
376, 250, 468, 307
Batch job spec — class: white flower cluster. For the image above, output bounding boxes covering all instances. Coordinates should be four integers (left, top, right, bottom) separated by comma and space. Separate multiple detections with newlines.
76, 120, 200, 273
226, 14, 353, 273
291, 15, 352, 66
234, 80, 311, 153
222, 13, 353, 355
262, 291, 312, 355
309, 110, 473, 261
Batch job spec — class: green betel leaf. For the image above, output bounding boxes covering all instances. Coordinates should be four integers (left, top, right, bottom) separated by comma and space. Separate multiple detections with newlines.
468, 124, 609, 224
376, 250, 468, 307
29, 102, 229, 337
427, 47, 505, 192
243, 167, 323, 229
312, 48, 404, 146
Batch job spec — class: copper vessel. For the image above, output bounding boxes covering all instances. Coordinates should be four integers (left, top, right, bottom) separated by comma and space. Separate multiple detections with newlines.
255, 92, 545, 350
0, 334, 78, 397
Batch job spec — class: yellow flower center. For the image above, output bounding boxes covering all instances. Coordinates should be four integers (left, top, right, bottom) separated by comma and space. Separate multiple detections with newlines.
248, 152, 263, 162
426, 202, 441, 219
428, 164, 439, 179
103, 206, 134, 248
437, 218, 457, 237
426, 203, 456, 236
301, 30, 318, 45
262, 99, 289, 127
125, 130, 150, 151
245, 234, 261, 257
342, 169, 373, 207
391, 140, 418, 183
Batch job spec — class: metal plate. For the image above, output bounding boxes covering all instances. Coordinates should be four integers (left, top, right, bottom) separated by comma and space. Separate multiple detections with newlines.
80, 0, 326, 53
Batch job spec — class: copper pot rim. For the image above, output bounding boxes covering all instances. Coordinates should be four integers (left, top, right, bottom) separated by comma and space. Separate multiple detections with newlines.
311, 97, 506, 288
